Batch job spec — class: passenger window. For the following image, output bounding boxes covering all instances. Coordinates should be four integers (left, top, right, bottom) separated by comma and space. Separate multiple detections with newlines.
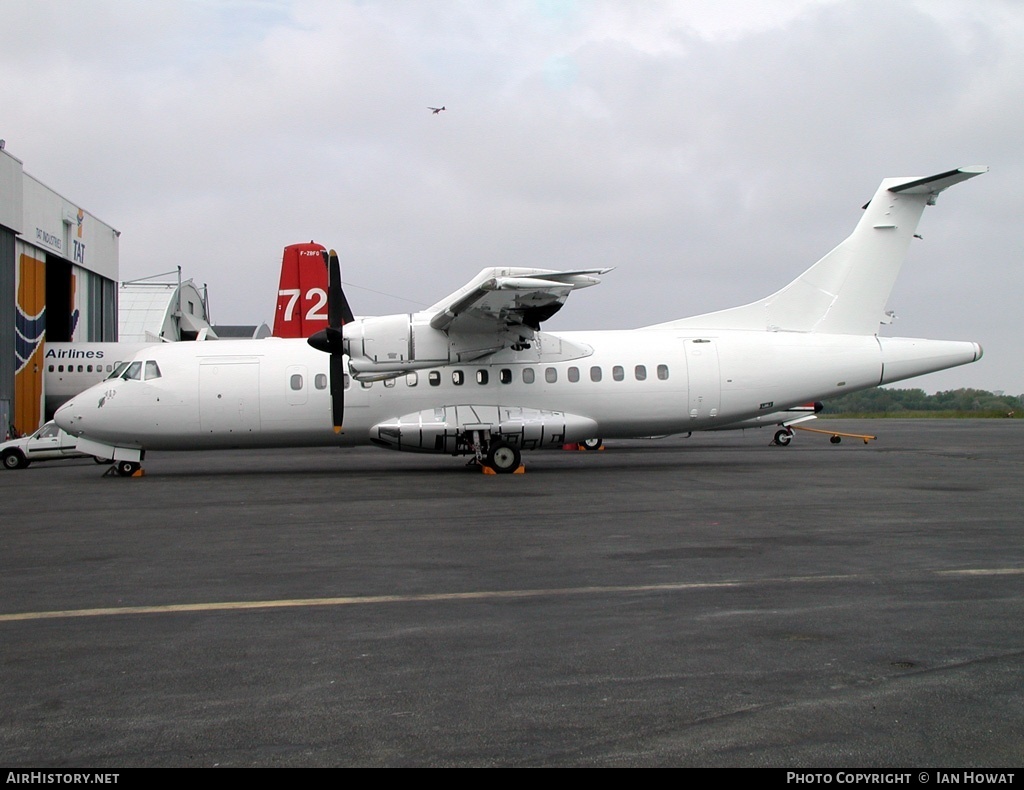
406, 372, 418, 387
590, 366, 602, 382
523, 368, 535, 384
612, 365, 624, 381
429, 371, 441, 387
545, 367, 557, 383
48, 365, 54, 373
476, 370, 488, 385
145, 361, 162, 380
500, 369, 512, 384
384, 378, 396, 388
657, 364, 669, 380
343, 374, 351, 390
58, 365, 64, 373
361, 380, 373, 389
453, 370, 464, 385
635, 365, 647, 381
568, 366, 579, 383
87, 365, 93, 373
314, 373, 327, 390
77, 365, 84, 373
290, 374, 303, 390
123, 361, 143, 380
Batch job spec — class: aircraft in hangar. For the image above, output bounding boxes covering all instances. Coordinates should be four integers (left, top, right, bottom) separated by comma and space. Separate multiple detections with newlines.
55, 166, 987, 475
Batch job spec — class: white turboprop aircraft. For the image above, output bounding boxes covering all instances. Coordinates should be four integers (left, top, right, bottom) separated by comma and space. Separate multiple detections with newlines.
56, 166, 987, 475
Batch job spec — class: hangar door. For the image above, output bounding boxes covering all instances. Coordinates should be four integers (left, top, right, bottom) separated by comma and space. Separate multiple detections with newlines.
199, 360, 261, 434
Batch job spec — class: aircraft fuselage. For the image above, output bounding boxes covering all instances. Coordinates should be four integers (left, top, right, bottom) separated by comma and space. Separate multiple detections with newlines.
54, 329, 981, 455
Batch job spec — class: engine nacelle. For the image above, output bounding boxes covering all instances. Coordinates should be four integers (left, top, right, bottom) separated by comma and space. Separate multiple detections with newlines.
344, 314, 450, 372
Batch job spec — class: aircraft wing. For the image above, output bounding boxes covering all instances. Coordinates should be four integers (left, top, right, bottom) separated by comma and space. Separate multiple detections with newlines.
426, 267, 611, 335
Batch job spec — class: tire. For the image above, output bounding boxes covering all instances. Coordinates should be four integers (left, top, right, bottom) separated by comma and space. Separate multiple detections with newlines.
2, 450, 28, 470
774, 429, 792, 447
581, 438, 603, 451
830, 435, 842, 444
486, 441, 521, 474
115, 460, 140, 477
94, 457, 113, 465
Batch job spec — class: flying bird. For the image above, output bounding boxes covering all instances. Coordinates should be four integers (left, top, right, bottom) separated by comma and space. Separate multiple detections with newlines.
429, 106, 445, 114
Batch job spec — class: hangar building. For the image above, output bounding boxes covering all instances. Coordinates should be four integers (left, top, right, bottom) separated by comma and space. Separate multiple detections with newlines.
1, 144, 120, 436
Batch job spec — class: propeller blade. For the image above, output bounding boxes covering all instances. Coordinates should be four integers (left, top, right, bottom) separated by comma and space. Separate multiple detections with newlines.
309, 248, 354, 433
329, 352, 345, 432
326, 249, 355, 326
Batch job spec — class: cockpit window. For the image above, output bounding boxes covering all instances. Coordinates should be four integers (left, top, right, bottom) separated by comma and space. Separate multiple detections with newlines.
122, 361, 143, 381
107, 362, 130, 380
145, 360, 162, 380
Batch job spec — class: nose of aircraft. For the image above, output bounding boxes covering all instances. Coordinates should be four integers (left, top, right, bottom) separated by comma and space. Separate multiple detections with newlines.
53, 398, 81, 435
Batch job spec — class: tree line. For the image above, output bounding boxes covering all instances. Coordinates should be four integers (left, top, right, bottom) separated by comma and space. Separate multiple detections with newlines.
821, 388, 1021, 417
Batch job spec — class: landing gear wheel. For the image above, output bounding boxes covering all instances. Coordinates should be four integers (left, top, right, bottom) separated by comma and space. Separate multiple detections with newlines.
94, 457, 113, 465
830, 435, 842, 444
581, 438, 603, 451
115, 461, 140, 477
774, 429, 792, 447
486, 441, 521, 474
3, 450, 28, 470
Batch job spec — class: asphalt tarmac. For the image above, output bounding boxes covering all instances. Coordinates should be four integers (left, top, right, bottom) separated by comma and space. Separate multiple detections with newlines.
1, 419, 1022, 768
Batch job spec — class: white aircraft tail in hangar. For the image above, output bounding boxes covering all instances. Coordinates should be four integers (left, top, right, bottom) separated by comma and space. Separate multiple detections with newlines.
55, 166, 987, 475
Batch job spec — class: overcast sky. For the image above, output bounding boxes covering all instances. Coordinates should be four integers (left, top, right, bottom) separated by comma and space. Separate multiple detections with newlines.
3, 0, 1021, 393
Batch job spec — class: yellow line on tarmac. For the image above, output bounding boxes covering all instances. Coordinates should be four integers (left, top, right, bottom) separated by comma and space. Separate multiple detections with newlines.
0, 575, 858, 624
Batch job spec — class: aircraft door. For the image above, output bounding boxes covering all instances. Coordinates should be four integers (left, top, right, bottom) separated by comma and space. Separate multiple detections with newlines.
199, 360, 262, 434
685, 339, 721, 420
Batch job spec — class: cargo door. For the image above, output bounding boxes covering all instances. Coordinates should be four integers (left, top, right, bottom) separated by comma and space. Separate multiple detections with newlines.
199, 360, 261, 434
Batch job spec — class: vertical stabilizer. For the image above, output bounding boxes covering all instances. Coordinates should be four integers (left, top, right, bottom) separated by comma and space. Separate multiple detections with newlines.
646, 166, 987, 335
273, 242, 330, 338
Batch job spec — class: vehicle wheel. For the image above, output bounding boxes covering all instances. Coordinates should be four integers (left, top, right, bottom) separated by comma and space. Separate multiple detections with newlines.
774, 429, 792, 447
486, 441, 521, 474
115, 461, 140, 477
830, 435, 842, 444
2, 450, 28, 470
581, 438, 603, 451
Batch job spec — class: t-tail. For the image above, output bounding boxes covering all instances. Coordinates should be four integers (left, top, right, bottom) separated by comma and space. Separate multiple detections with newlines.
272, 242, 331, 338
647, 166, 988, 336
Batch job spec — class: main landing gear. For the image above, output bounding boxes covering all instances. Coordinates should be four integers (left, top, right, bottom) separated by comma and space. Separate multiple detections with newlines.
467, 430, 523, 474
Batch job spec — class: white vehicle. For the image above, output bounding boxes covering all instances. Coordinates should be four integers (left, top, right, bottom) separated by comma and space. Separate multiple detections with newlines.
55, 167, 986, 475
1, 421, 105, 470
